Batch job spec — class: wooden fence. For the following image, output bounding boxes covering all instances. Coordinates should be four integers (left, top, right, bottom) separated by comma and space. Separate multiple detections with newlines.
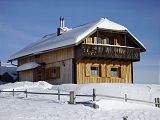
0, 88, 160, 109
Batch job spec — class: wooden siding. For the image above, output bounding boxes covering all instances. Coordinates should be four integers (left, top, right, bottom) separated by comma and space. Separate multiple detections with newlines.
76, 60, 132, 84
19, 70, 33, 82
19, 47, 74, 65
45, 59, 73, 84
18, 47, 74, 84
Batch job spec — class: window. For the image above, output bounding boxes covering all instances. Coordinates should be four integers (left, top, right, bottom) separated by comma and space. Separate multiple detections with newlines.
106, 37, 110, 44
91, 66, 99, 76
111, 68, 119, 77
46, 67, 60, 80
97, 37, 102, 44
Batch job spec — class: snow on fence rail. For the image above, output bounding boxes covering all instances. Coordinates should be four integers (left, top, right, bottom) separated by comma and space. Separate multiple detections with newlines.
0, 89, 160, 108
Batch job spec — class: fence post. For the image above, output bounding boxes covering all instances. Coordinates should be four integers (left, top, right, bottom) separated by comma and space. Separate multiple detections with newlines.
25, 89, 27, 98
69, 91, 76, 104
58, 89, 60, 100
155, 98, 157, 107
93, 88, 97, 109
157, 98, 160, 108
123, 116, 128, 120
13, 89, 14, 97
93, 88, 96, 102
125, 94, 127, 102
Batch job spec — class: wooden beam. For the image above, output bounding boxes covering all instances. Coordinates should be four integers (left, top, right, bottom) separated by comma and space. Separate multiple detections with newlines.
131, 62, 134, 83
124, 34, 126, 46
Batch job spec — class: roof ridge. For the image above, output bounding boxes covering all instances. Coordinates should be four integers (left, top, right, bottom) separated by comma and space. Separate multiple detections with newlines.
72, 18, 105, 29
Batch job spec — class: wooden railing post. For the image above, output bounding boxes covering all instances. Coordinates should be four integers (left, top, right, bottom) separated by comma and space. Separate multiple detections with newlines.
158, 98, 160, 108
123, 116, 128, 120
155, 98, 157, 107
69, 91, 76, 104
125, 94, 127, 102
93, 88, 97, 109
13, 89, 14, 97
58, 89, 60, 100
93, 88, 96, 102
155, 98, 160, 108
25, 89, 27, 98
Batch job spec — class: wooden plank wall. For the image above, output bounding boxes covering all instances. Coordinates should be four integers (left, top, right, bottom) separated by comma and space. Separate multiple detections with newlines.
76, 60, 132, 84
19, 47, 74, 65
18, 47, 74, 84
19, 70, 33, 82
45, 59, 73, 84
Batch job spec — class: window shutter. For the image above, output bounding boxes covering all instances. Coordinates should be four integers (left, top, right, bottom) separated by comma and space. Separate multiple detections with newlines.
121, 66, 126, 79
103, 38, 106, 44
101, 64, 106, 77
106, 65, 111, 77
94, 37, 97, 44
85, 63, 91, 76
89, 37, 92, 43
118, 67, 121, 78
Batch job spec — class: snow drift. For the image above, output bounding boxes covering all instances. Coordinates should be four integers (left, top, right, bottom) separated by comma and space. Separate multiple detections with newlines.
0, 81, 160, 120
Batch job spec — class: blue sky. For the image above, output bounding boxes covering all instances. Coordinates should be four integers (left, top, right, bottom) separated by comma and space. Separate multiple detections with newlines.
0, 0, 160, 84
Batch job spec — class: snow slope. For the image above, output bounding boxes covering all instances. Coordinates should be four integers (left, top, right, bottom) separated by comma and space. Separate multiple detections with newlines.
0, 81, 160, 120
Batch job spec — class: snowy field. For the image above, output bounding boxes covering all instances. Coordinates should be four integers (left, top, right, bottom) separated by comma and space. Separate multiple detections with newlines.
0, 81, 160, 120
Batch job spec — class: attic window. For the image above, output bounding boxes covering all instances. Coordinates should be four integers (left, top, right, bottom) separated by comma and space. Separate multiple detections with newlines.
106, 37, 110, 44
97, 37, 102, 44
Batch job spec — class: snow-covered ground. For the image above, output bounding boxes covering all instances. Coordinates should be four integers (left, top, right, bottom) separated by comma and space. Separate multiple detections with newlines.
0, 81, 160, 120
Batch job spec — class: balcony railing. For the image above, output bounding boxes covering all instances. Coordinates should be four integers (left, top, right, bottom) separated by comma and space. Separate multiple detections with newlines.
76, 44, 140, 62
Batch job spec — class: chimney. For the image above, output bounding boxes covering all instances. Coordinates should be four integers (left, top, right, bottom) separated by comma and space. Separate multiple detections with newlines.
57, 16, 65, 36
62, 17, 64, 28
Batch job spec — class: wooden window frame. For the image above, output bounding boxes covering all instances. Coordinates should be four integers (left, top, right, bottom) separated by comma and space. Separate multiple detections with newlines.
90, 65, 100, 77
45, 66, 60, 80
106, 37, 110, 44
111, 67, 121, 78
97, 37, 102, 44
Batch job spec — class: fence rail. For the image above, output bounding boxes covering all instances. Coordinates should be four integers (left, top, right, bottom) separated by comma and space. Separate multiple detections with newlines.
96, 94, 156, 104
26, 91, 69, 96
0, 89, 159, 108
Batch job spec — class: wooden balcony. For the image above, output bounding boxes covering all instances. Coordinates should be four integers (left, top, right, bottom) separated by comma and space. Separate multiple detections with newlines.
76, 44, 140, 62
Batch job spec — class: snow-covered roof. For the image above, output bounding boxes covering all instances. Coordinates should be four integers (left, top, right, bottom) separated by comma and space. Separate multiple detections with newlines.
17, 62, 40, 71
1, 61, 16, 67
0, 66, 17, 79
9, 18, 146, 61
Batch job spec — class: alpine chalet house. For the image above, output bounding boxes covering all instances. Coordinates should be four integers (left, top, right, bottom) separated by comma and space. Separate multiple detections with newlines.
8, 17, 146, 84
